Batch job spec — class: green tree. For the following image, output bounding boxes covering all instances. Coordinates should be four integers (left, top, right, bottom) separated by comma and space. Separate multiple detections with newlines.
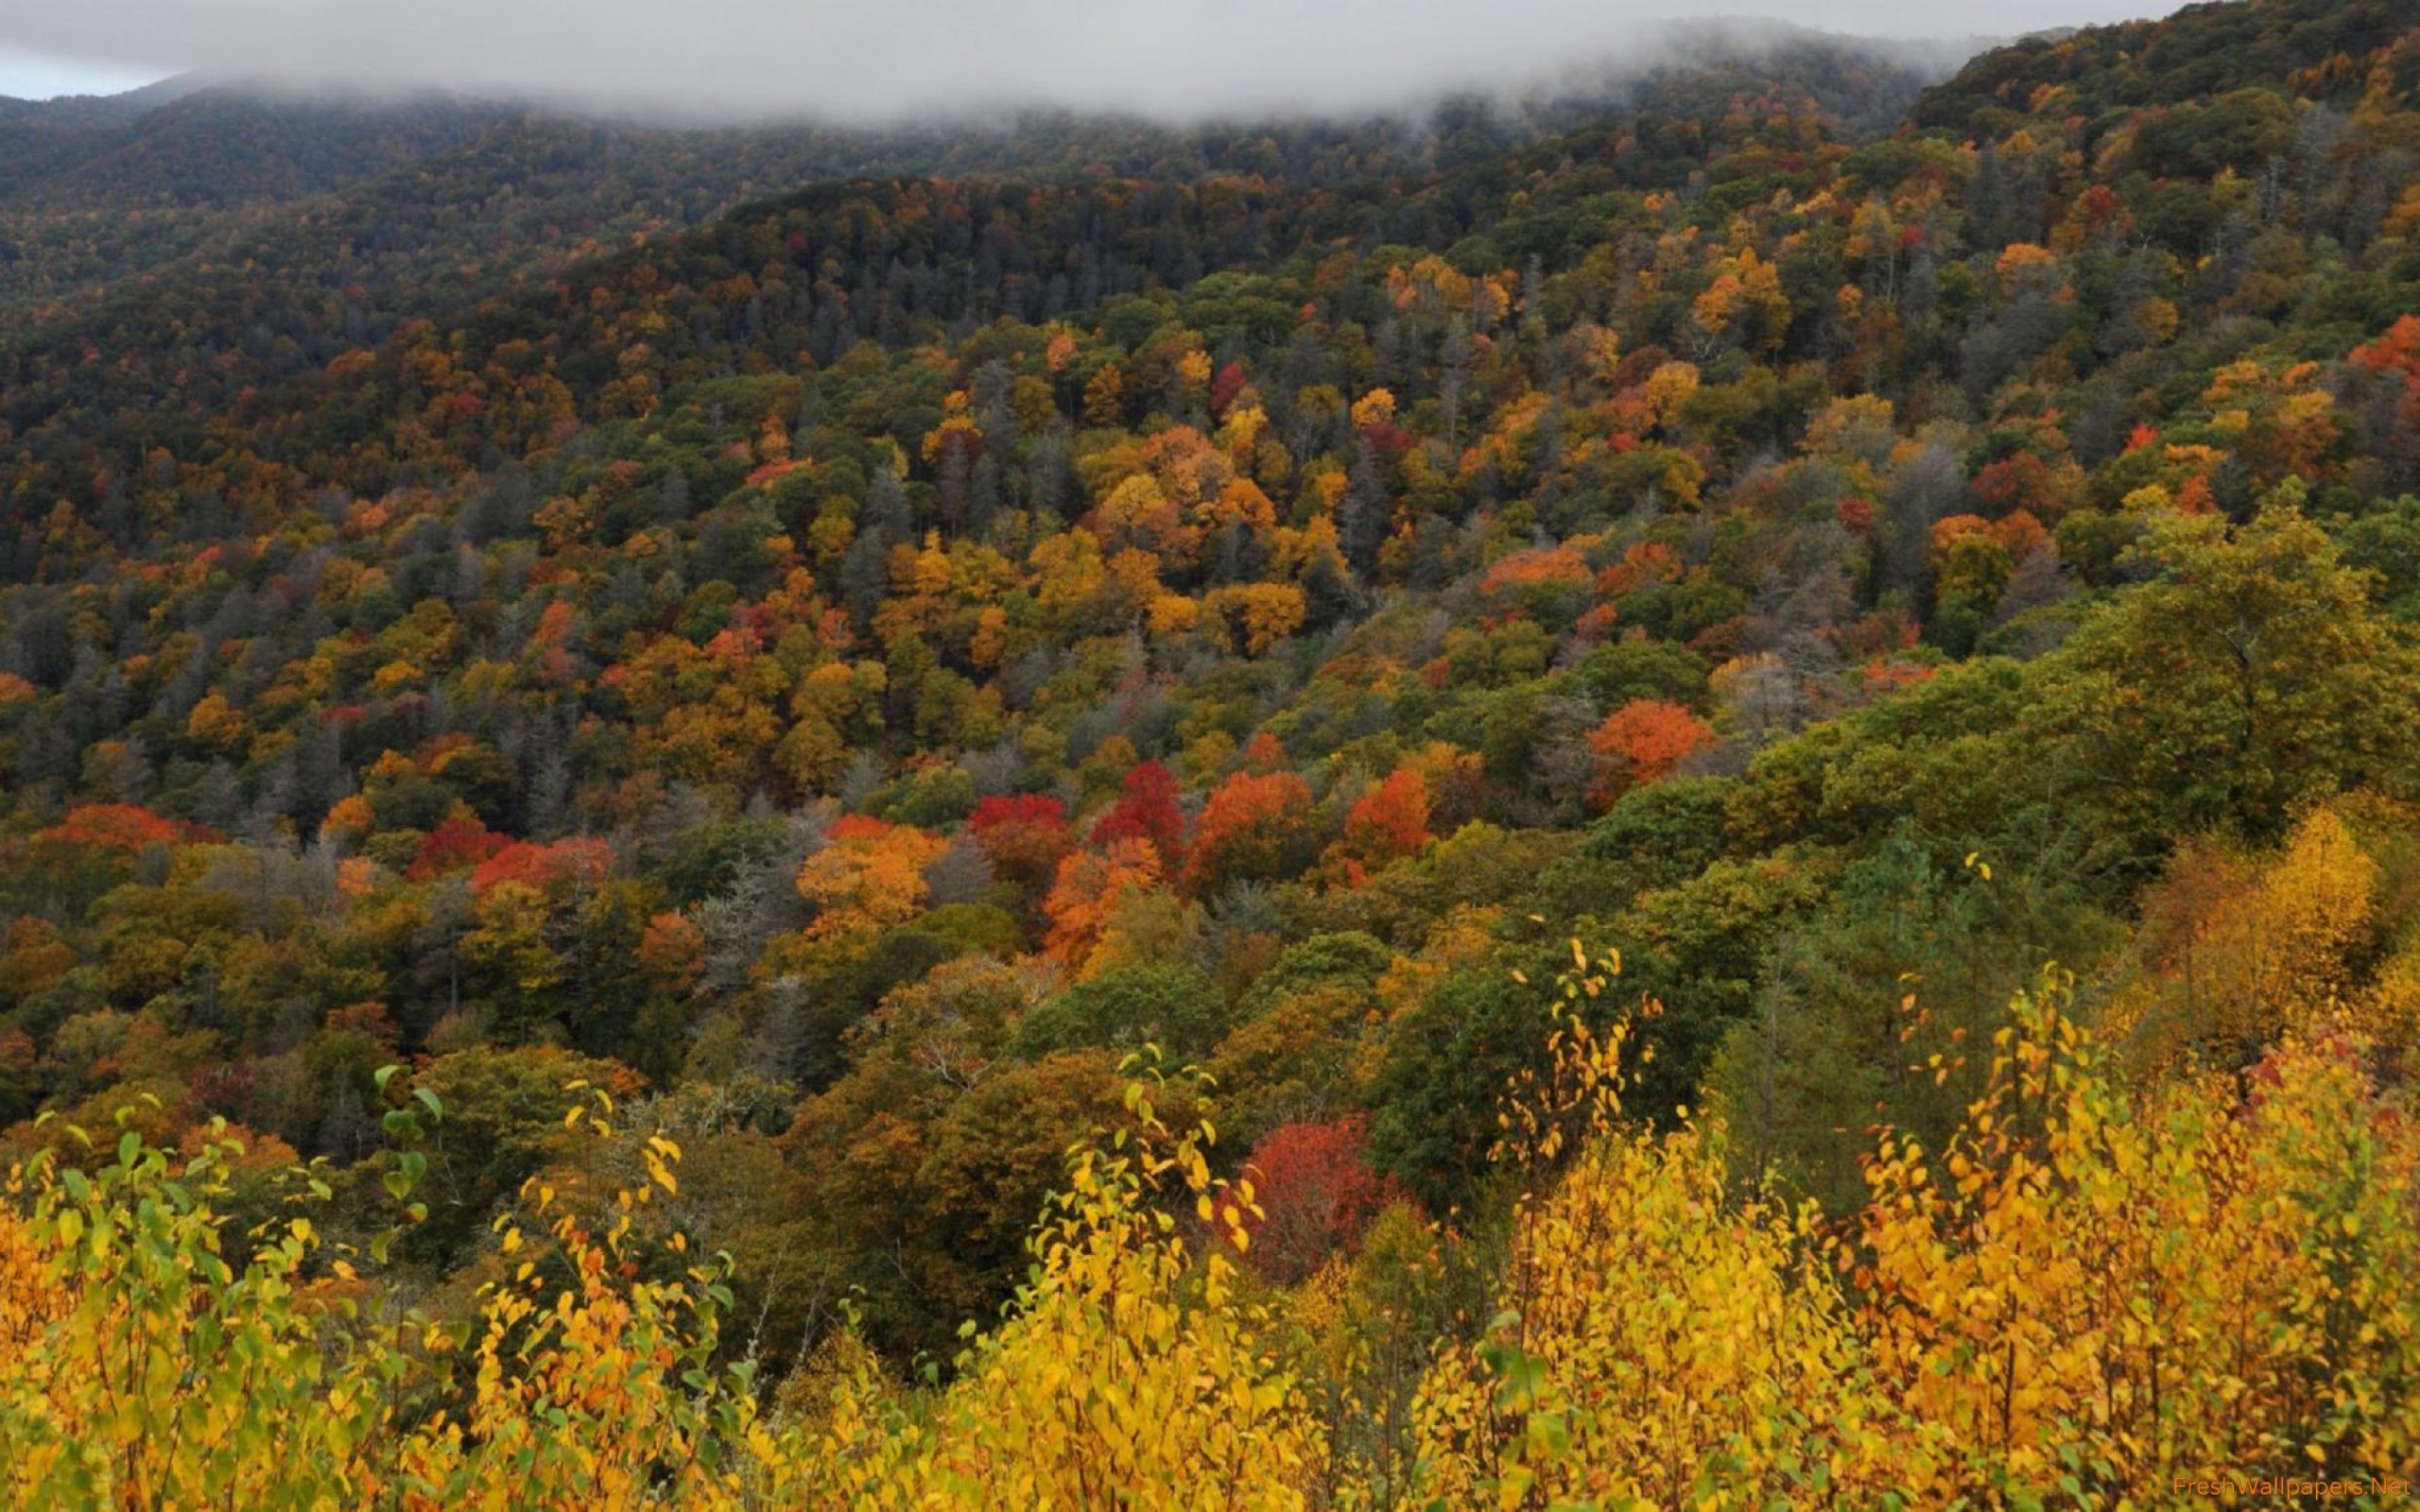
2031, 503, 2420, 846
1014, 963, 1228, 1059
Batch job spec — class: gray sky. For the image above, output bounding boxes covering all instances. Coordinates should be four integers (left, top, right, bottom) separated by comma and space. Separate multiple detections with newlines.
2, 0, 2169, 115
0, 44, 161, 98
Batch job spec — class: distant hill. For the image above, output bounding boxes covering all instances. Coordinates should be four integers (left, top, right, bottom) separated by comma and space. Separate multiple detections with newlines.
0, 26, 1958, 424
0, 74, 198, 127
0, 86, 509, 209
1910, 0, 2419, 138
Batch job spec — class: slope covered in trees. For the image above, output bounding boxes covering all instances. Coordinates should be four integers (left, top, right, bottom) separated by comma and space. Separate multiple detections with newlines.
4, 0, 2420, 1500
0, 30, 1945, 323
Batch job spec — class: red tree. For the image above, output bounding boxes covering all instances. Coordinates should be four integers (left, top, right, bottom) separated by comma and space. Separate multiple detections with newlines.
1239, 1115, 1403, 1284
1324, 766, 1431, 885
1585, 698, 1714, 809
406, 814, 510, 881
470, 836, 614, 896
1208, 360, 1251, 417
38, 803, 197, 852
969, 794, 1075, 897
1970, 451, 2072, 521
1184, 769, 1316, 896
1089, 760, 1187, 868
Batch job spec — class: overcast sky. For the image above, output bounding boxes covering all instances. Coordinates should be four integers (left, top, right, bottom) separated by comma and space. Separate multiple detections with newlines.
0, 45, 161, 99
3, 0, 2169, 115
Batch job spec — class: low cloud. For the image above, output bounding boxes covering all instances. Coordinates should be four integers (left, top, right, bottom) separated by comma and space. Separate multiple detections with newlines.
6, 0, 2162, 120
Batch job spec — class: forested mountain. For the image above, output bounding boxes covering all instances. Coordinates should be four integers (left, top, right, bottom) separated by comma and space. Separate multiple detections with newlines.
4, 0, 2420, 1503
0, 28, 1945, 317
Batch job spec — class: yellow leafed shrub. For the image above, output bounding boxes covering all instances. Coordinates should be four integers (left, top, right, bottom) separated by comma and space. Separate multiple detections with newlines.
1409, 1030, 1895, 1506
770, 1066, 1328, 1508
1409, 957, 2420, 1506
4, 966, 2418, 1509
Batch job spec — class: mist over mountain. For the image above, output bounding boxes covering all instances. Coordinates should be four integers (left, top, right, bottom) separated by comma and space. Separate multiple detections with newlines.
0, 21, 1963, 331
6, 0, 2144, 120
0, 17, 1979, 198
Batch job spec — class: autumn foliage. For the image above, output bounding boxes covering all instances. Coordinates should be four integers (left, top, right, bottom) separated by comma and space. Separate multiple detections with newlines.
470, 836, 615, 896
796, 816, 947, 938
1041, 836, 1166, 971
1088, 760, 1187, 868
1409, 953, 2420, 1505
1184, 769, 1316, 896
1324, 767, 1432, 884
967, 793, 1074, 896
1237, 1114, 1401, 1284
33, 804, 199, 853
2, 0, 2420, 1500
1584, 697, 1714, 807
406, 814, 510, 880
9, 953, 2418, 1506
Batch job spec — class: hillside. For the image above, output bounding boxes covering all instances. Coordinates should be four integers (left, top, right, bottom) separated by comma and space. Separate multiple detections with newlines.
4, 0, 2420, 1503
0, 29, 1945, 321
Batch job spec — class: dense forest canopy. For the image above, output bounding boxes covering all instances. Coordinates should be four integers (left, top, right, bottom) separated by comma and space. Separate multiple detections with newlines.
5, 0, 2420, 1503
